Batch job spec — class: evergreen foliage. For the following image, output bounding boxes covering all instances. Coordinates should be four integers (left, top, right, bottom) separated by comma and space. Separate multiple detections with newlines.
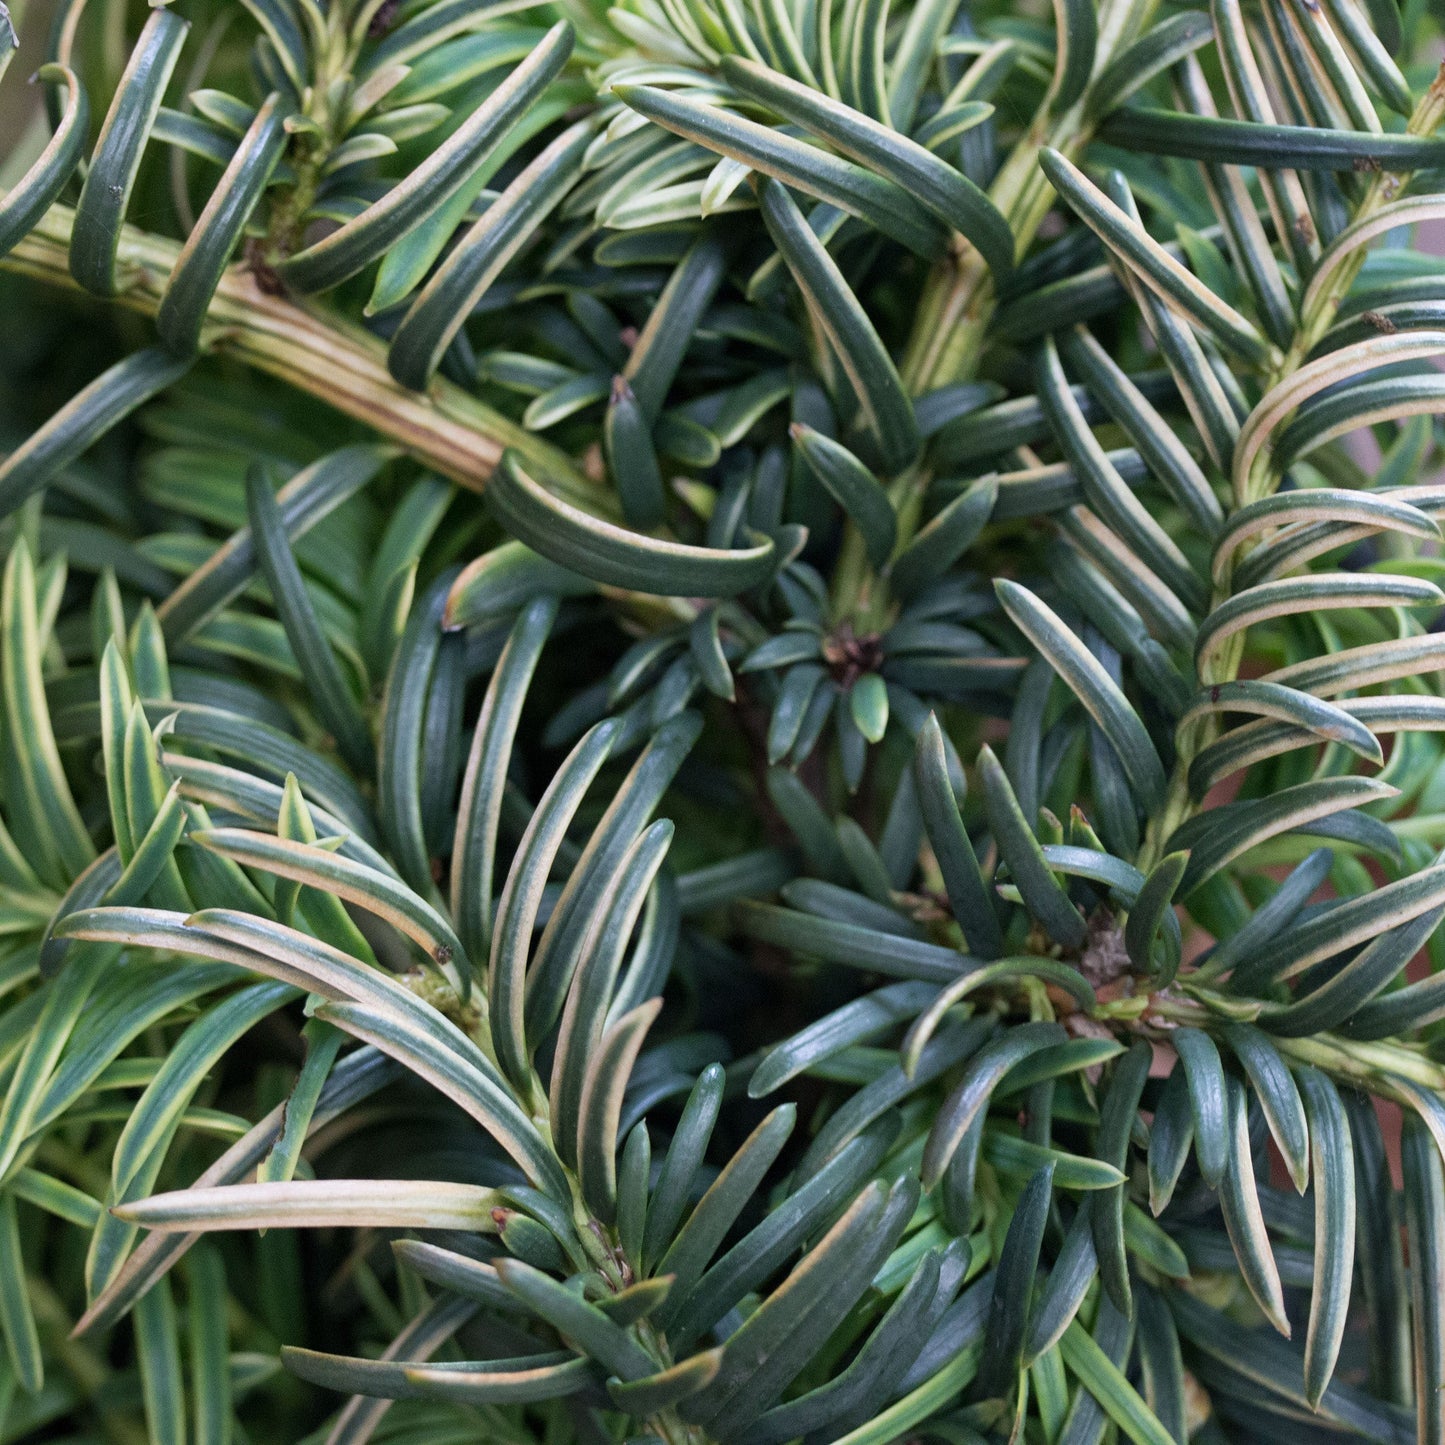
1, 0, 1445, 1439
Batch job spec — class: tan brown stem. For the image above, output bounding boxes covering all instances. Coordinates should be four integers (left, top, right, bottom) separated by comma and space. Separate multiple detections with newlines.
1, 200, 598, 508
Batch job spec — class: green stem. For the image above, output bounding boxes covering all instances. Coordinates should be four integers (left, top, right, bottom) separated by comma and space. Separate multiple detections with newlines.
896, 0, 1162, 401
900, 109, 1091, 396
261, 7, 350, 263
877, 14, 1159, 627
1269, 1032, 1445, 1093
0, 201, 596, 507
830, 462, 930, 627
520, 1066, 713, 1445
851, 85, 1106, 635
1145, 989, 1445, 1097
1137, 70, 1445, 872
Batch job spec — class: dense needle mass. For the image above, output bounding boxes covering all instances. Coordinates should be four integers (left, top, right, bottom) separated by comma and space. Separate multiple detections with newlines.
0, 0, 1444, 1440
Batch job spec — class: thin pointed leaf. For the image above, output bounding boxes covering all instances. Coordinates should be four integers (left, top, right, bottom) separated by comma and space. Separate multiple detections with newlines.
1234, 332, 1445, 500
610, 1348, 722, 1415
279, 22, 575, 292
749, 1241, 953, 1444
1092, 1041, 1152, 1317
902, 958, 1093, 1076
1403, 1113, 1445, 1445
749, 981, 938, 1096
1100, 106, 1445, 171
1040, 149, 1274, 367
915, 714, 1003, 957
1024, 1206, 1098, 1364
73, 1049, 396, 1336
1124, 851, 1187, 983
156, 93, 288, 355
282, 1296, 482, 1432
401, 1354, 596, 1404
245, 466, 372, 773
158, 445, 392, 643
642, 1064, 724, 1270
489, 718, 620, 1085
0, 945, 116, 1178
1214, 489, 1439, 583
1058, 1316, 1174, 1445
314, 998, 566, 1200
720, 55, 1014, 278
1147, 1068, 1194, 1218
1048, 0, 1097, 110
1168, 777, 1396, 896
1221, 1025, 1309, 1192
996, 580, 1167, 812
0, 65, 89, 261
451, 595, 556, 959
133, 1274, 184, 1445
667, 1121, 895, 1348
1179, 680, 1382, 765
1134, 1285, 1187, 1444
1219, 1076, 1289, 1335
1059, 325, 1221, 535
1206, 848, 1333, 979
1172, 1028, 1227, 1188
655, 1104, 797, 1313
613, 83, 945, 258
889, 474, 997, 599
487, 453, 776, 596
387, 119, 592, 389
791, 425, 897, 569
624, 234, 730, 418
192, 829, 466, 979
758, 179, 919, 471
111, 982, 299, 1197
526, 710, 699, 1041
70, 7, 190, 294
185, 1245, 229, 1445
1036, 337, 1207, 612
1169, 1291, 1414, 1442
0, 349, 192, 521
1196, 574, 1442, 680
1296, 1067, 1355, 1404
0, 1194, 41, 1393
1235, 857, 1445, 995
604, 376, 666, 530
258, 1020, 345, 1186
1086, 11, 1213, 117
1266, 902, 1444, 1038
681, 1180, 916, 1431
978, 1164, 1055, 1398
922, 1022, 1065, 1188
577, 998, 663, 1223
115, 1178, 505, 1232
978, 743, 1086, 948
734, 899, 969, 982
1341, 1089, 1412, 1405
495, 1258, 655, 1381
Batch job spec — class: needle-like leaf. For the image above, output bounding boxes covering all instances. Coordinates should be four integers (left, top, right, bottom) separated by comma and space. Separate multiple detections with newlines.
279, 22, 575, 293
487, 454, 776, 596
70, 7, 189, 295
